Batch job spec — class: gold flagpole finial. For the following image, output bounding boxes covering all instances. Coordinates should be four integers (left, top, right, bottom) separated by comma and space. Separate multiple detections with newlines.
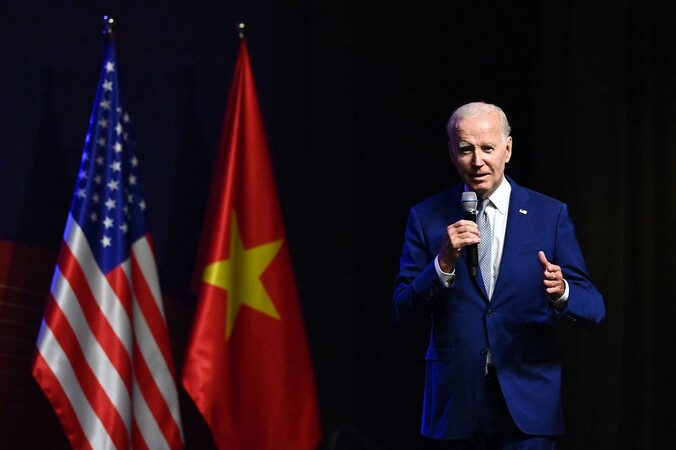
236, 22, 246, 39
102, 15, 115, 41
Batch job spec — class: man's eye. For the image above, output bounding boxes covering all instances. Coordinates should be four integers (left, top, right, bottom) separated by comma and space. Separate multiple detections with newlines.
482, 146, 494, 152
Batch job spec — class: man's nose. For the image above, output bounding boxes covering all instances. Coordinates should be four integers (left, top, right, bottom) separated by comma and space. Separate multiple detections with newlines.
472, 150, 484, 166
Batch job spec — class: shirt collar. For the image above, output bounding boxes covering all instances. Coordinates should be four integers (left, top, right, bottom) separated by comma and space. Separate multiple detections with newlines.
464, 177, 511, 214
487, 177, 511, 215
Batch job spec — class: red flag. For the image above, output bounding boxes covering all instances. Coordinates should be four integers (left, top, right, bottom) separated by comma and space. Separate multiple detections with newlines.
182, 39, 322, 449
32, 42, 184, 449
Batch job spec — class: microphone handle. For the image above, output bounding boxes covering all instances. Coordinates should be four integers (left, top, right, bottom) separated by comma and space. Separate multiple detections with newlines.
464, 210, 478, 277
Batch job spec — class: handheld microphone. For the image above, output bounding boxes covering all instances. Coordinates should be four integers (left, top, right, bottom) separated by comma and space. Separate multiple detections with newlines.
461, 191, 478, 277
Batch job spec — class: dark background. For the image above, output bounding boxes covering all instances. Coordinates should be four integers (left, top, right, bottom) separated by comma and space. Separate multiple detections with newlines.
1, 0, 675, 449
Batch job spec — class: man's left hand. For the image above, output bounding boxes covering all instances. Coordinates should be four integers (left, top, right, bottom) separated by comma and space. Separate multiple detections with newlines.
538, 251, 565, 301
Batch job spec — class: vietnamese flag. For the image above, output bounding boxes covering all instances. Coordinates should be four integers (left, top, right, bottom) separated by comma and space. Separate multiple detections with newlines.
182, 38, 322, 449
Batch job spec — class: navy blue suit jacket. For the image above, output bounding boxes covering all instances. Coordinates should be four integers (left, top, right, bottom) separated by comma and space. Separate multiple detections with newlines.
393, 177, 605, 439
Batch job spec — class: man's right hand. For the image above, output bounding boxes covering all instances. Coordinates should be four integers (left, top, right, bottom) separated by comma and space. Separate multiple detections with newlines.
437, 219, 481, 273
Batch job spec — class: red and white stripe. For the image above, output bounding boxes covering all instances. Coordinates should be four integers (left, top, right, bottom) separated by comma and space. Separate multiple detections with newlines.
33, 215, 183, 449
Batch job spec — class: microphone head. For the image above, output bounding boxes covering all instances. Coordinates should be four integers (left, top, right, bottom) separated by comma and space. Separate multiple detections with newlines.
461, 191, 478, 212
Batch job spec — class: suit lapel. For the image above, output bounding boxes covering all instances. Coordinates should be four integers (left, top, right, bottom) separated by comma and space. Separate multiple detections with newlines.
492, 179, 532, 303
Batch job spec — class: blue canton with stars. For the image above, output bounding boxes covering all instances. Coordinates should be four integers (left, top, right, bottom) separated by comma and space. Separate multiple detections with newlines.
70, 42, 149, 274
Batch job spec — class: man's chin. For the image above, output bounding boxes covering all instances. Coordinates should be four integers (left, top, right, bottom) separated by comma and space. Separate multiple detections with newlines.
465, 182, 489, 195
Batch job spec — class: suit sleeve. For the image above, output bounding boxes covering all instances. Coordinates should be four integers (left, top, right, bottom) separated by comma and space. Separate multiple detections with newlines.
552, 204, 605, 326
392, 207, 446, 328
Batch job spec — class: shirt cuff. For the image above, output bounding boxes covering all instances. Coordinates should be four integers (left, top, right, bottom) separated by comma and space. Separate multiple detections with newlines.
434, 255, 455, 288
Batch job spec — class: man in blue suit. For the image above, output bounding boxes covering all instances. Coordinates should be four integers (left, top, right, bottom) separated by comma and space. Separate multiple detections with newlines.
393, 102, 605, 449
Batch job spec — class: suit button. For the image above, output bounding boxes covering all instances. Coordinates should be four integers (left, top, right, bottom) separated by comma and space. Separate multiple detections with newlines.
487, 309, 494, 317
480, 348, 487, 356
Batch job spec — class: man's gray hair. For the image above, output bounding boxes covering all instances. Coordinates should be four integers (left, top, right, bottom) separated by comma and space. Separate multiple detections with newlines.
447, 102, 511, 148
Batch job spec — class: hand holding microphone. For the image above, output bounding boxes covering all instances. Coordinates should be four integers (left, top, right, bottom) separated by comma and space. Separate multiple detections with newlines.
436, 192, 481, 274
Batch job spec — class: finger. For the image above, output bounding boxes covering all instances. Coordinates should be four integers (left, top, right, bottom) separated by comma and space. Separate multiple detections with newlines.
544, 277, 564, 290
546, 273, 561, 283
539, 251, 561, 275
546, 288, 562, 298
547, 285, 564, 296
543, 281, 561, 297
543, 278, 559, 288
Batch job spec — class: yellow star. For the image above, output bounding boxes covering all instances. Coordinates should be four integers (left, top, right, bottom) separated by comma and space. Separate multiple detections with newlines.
202, 212, 282, 340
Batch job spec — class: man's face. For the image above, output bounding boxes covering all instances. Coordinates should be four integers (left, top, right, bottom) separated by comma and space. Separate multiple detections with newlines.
449, 112, 512, 199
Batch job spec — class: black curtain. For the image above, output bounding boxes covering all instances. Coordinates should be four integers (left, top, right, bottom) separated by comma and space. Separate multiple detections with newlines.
279, 1, 676, 448
530, 1, 676, 448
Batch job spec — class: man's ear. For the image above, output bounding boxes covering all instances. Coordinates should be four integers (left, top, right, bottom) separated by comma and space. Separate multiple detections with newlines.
504, 136, 513, 163
448, 141, 457, 167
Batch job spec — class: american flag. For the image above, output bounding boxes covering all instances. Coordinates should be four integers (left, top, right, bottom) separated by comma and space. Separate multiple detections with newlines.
32, 42, 184, 449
